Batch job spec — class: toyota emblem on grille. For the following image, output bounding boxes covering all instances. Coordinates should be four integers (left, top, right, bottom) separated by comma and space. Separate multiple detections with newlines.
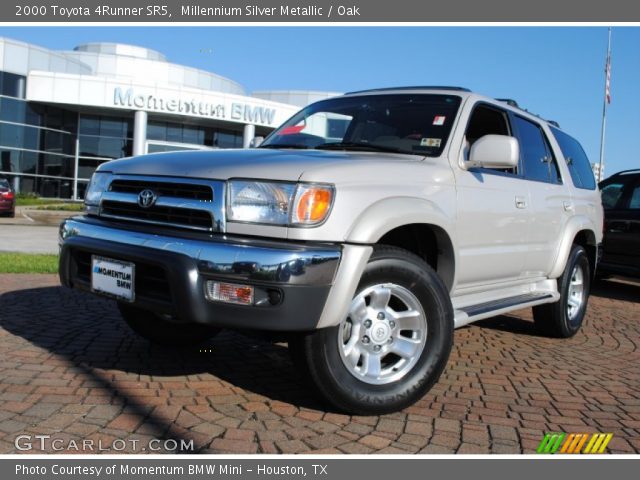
137, 189, 158, 208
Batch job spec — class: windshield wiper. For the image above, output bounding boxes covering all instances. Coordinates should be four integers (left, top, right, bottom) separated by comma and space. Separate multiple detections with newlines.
314, 142, 408, 154
259, 144, 310, 149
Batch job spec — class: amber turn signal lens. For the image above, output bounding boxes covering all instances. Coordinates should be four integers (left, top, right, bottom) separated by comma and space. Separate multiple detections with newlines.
294, 186, 333, 224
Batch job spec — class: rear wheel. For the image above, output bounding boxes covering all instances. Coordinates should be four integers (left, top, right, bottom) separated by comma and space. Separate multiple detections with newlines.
291, 245, 453, 415
533, 244, 591, 338
118, 303, 220, 346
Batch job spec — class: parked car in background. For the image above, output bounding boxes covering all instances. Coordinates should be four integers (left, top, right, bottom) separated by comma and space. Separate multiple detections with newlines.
599, 169, 640, 278
0, 178, 15, 217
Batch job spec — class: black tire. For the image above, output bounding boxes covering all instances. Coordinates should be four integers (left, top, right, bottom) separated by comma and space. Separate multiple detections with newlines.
118, 303, 220, 346
291, 245, 454, 415
533, 244, 591, 338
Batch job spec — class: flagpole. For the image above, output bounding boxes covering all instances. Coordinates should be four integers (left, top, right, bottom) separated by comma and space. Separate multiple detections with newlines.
597, 27, 612, 182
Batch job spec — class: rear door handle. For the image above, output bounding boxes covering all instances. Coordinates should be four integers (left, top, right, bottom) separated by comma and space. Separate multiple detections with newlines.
608, 221, 629, 233
563, 201, 574, 212
515, 196, 527, 209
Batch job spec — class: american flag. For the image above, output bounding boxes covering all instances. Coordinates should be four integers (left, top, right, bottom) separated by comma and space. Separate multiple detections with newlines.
605, 51, 612, 104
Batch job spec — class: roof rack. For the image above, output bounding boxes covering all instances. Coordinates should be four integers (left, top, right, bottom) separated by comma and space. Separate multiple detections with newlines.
496, 98, 519, 108
345, 86, 471, 95
496, 98, 561, 128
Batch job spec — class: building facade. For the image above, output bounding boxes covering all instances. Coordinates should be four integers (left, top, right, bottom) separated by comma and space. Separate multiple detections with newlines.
0, 38, 338, 199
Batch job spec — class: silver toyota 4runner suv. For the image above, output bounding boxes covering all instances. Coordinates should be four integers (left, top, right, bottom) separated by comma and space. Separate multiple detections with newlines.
59, 87, 603, 415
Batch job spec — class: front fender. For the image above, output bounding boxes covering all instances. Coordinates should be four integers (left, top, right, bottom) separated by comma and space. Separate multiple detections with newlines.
345, 196, 455, 244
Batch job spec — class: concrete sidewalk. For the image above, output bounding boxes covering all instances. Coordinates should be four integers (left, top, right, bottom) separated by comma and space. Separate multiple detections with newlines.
0, 207, 78, 254
0, 225, 59, 254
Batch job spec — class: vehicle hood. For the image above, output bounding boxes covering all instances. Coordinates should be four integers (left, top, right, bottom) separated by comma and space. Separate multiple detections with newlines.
98, 148, 425, 183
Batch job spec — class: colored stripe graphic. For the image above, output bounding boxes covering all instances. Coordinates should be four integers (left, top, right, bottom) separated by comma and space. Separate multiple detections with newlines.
538, 433, 613, 454
559, 433, 590, 453
537, 433, 565, 453
584, 433, 613, 454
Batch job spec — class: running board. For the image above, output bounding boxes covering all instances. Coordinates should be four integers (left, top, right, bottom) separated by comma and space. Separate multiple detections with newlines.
453, 292, 559, 328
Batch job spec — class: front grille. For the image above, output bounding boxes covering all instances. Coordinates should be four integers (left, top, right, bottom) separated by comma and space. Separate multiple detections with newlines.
98, 176, 223, 232
71, 250, 172, 304
109, 179, 213, 201
101, 200, 212, 230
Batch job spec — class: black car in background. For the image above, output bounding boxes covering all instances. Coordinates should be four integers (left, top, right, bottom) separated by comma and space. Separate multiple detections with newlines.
0, 178, 15, 217
599, 169, 640, 278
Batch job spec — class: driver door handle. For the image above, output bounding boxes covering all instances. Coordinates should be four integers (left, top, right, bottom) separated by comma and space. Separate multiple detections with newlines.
515, 196, 527, 209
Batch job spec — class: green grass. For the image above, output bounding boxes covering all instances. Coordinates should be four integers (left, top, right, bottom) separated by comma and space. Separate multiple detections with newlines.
0, 253, 59, 274
15, 197, 59, 206
35, 203, 84, 211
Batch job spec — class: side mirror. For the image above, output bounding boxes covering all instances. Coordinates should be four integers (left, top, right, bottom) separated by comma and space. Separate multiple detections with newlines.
250, 136, 264, 148
468, 134, 519, 169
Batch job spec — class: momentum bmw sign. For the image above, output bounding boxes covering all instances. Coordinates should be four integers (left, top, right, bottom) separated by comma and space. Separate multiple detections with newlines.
113, 87, 277, 125
25, 71, 296, 129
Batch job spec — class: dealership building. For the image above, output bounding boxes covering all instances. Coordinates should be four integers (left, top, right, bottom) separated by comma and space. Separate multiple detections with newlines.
0, 37, 338, 199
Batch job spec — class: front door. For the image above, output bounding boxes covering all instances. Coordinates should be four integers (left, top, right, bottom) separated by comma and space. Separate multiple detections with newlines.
455, 103, 530, 288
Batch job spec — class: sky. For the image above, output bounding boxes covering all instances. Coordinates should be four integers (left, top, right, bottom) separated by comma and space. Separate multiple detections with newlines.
3, 26, 639, 179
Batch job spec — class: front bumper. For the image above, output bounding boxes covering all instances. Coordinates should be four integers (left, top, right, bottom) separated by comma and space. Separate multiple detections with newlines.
59, 216, 342, 331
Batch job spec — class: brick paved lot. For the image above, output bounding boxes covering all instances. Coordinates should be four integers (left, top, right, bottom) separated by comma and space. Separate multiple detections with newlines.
0, 274, 638, 454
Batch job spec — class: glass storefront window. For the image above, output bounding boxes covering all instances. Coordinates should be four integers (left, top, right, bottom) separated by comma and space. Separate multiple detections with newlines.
79, 114, 133, 138
147, 122, 166, 141
79, 115, 100, 136
216, 131, 242, 148
0, 121, 75, 154
78, 158, 108, 179
0, 96, 77, 132
79, 135, 133, 159
147, 120, 242, 148
0, 72, 26, 98
1, 147, 74, 179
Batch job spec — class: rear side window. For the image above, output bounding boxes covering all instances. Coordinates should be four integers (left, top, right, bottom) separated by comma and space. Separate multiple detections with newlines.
513, 116, 561, 184
550, 127, 596, 190
601, 182, 625, 209
629, 184, 640, 210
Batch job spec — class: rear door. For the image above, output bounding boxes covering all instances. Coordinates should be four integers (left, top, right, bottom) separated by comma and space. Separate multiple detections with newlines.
512, 116, 571, 277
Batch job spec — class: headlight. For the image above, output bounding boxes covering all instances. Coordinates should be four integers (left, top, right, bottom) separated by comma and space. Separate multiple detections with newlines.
84, 172, 112, 207
227, 180, 334, 227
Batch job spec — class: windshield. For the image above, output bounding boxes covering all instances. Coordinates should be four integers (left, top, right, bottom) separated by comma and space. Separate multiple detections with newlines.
261, 94, 462, 156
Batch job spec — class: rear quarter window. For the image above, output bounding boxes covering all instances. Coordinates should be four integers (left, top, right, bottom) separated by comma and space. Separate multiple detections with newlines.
550, 127, 596, 190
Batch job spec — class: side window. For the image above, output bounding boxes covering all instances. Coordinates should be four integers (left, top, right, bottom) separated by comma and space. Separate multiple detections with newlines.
514, 116, 561, 184
628, 184, 640, 209
465, 104, 514, 173
550, 127, 596, 190
600, 182, 626, 209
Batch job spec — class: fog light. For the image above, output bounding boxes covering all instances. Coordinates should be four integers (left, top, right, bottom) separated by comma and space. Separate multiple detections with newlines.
205, 281, 254, 305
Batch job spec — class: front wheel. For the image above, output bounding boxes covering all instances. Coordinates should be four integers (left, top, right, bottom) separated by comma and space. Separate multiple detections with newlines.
292, 245, 454, 415
533, 244, 591, 338
118, 303, 220, 346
